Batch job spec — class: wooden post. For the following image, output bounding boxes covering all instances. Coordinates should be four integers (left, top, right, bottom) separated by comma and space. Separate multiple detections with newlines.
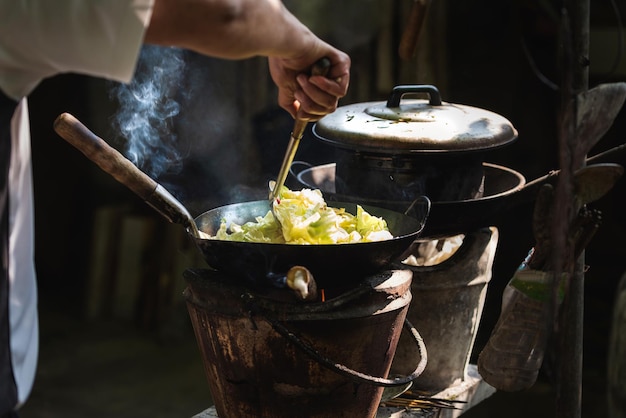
555, 0, 589, 417
608, 271, 626, 417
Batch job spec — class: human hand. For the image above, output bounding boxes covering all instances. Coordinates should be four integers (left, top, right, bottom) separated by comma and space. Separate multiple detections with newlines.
268, 44, 350, 121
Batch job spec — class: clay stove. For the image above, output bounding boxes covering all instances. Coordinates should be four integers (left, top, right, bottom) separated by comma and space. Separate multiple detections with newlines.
184, 267, 427, 418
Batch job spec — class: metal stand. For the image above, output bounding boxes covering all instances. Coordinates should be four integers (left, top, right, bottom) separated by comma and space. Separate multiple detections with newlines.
194, 365, 494, 418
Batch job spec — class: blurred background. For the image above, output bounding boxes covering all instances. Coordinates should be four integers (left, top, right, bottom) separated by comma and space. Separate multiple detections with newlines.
18, 0, 625, 417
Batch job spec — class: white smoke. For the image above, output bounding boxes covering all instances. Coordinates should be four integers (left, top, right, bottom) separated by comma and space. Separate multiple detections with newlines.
109, 45, 188, 179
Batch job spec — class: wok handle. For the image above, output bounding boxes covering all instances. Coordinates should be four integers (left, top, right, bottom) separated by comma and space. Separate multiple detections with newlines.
53, 112, 201, 238
54, 113, 158, 198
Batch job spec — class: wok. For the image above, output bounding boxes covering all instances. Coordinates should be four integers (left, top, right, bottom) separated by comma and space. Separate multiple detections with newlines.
193, 199, 429, 286
292, 158, 624, 239
53, 113, 430, 288
292, 161, 526, 239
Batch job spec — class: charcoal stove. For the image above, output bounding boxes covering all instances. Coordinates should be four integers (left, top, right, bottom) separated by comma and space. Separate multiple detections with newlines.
184, 267, 429, 418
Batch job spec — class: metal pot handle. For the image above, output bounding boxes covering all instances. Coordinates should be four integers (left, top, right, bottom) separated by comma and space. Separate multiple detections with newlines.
386, 85, 442, 107
253, 305, 427, 387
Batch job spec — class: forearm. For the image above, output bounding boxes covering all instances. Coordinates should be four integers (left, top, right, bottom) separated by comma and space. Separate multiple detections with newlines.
145, 0, 319, 60
144, 0, 351, 119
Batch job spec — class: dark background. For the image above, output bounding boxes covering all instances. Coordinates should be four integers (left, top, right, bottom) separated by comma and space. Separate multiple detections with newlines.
22, 0, 625, 416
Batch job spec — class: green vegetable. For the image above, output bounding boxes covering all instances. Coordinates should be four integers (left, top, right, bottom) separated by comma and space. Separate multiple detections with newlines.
209, 186, 393, 244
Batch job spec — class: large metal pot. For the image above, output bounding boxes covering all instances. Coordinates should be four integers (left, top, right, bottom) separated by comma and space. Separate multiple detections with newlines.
312, 85, 518, 202
53, 113, 430, 289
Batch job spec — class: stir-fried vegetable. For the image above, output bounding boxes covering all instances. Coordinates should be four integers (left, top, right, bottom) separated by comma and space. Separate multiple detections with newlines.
210, 186, 393, 244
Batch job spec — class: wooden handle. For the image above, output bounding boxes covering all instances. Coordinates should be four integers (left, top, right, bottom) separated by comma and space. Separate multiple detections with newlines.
310, 57, 331, 77
53, 112, 157, 199
54, 112, 202, 237
399, 0, 430, 61
294, 56, 332, 127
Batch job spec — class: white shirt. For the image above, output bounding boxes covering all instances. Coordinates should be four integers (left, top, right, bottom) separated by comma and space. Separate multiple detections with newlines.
0, 0, 154, 409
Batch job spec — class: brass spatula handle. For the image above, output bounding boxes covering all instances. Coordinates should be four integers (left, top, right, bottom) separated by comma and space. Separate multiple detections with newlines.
270, 58, 331, 200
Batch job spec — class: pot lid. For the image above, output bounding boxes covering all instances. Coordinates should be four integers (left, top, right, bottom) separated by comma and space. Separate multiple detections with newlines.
313, 85, 518, 154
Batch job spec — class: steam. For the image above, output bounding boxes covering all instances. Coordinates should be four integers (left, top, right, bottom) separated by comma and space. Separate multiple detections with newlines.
109, 45, 188, 179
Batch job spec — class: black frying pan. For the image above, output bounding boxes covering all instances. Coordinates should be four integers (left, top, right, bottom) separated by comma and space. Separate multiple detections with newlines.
193, 199, 428, 286
53, 113, 429, 288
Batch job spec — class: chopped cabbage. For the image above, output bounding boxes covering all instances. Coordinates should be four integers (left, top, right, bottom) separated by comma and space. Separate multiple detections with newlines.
209, 186, 393, 244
